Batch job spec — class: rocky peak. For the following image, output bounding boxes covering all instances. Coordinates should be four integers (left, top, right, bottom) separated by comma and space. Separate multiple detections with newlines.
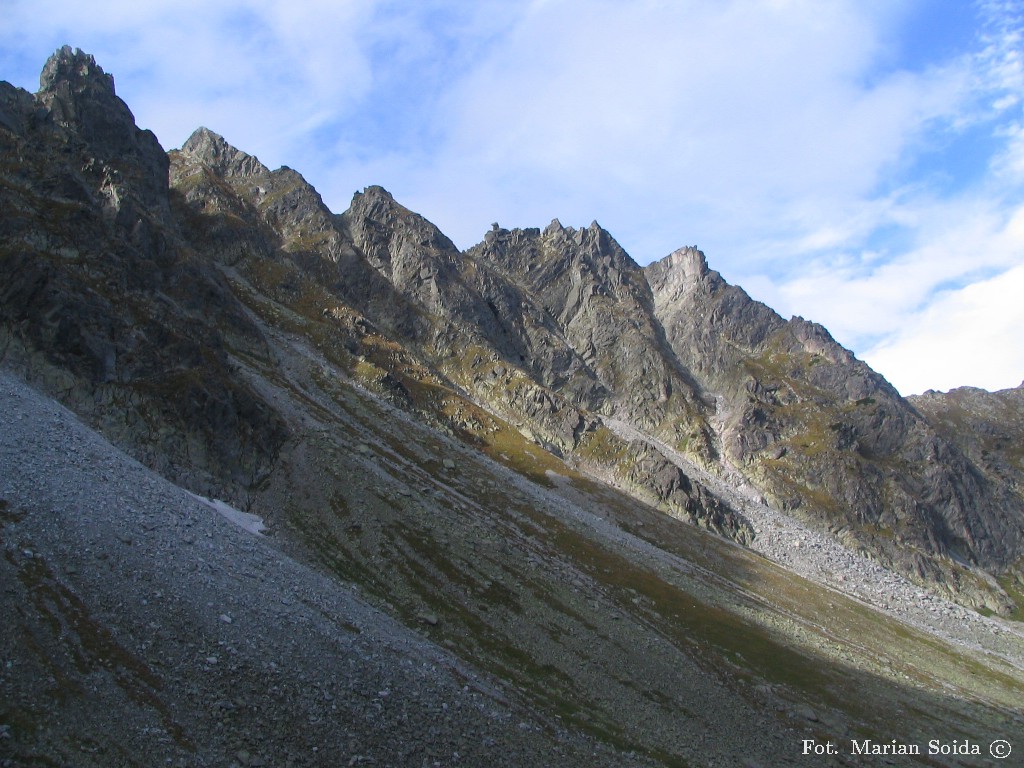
35, 46, 169, 211
346, 185, 458, 264
480, 218, 643, 299
467, 216, 703, 433
39, 46, 114, 95
540, 218, 633, 264
646, 246, 708, 289
786, 316, 856, 365
180, 127, 269, 179
175, 127, 340, 254
37, 45, 129, 134
354, 184, 397, 204
348, 185, 448, 242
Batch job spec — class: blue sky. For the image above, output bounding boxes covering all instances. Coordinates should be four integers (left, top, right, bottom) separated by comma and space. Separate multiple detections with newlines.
1, 0, 1022, 395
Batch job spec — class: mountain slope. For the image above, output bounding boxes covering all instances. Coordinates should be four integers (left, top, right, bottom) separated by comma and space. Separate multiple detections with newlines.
1, 369, 642, 768
2, 46, 1024, 767
646, 247, 1024, 608
910, 382, 1024, 610
168, 125, 747, 541
5, 345, 1023, 767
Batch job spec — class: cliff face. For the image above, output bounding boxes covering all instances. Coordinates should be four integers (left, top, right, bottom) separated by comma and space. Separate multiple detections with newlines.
646, 247, 1024, 603
910, 384, 1024, 513
0, 48, 287, 494
2, 47, 1022, 611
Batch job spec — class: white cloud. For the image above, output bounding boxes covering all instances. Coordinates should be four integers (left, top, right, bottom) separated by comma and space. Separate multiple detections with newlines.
401, 0, 970, 258
864, 262, 1024, 395
765, 197, 1023, 326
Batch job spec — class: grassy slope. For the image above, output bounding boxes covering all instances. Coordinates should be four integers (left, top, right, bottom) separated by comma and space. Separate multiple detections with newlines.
219, 263, 1024, 766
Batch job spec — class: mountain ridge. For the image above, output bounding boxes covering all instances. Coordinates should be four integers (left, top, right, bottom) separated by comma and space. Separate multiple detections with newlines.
3, 47, 1022, 609
3, 46, 1024, 767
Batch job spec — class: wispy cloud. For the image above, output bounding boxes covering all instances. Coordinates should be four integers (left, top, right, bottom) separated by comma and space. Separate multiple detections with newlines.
745, 0, 1024, 393
1, 0, 1021, 394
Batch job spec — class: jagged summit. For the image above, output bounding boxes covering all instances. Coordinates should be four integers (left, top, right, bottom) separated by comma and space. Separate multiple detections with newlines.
651, 245, 709, 279
346, 181, 459, 259
353, 184, 397, 202
28, 45, 169, 211
537, 217, 607, 238
37, 43, 131, 133
179, 126, 270, 179
39, 45, 115, 94
644, 246, 711, 302
478, 215, 641, 280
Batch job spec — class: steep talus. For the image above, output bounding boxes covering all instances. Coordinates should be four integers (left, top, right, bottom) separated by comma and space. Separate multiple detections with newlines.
8, 355, 1022, 768
0, 371, 617, 767
647, 247, 1024, 609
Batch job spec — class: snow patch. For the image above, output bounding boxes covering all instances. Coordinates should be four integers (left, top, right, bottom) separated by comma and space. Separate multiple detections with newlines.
189, 493, 266, 535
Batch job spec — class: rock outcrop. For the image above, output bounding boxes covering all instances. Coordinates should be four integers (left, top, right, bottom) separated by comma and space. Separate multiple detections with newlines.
647, 247, 1024, 609
0, 47, 288, 497
910, 383, 1024, 501
910, 383, 1024, 601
